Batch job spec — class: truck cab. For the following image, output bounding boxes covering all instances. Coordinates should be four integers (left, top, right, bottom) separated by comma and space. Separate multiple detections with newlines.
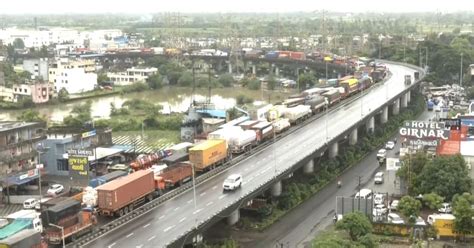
404, 75, 412, 85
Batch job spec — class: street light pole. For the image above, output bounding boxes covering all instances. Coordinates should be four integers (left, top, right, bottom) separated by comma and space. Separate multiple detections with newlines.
460, 53, 463, 87
49, 223, 65, 248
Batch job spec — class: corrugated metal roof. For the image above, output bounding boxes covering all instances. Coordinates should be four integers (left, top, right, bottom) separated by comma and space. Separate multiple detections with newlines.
112, 135, 174, 153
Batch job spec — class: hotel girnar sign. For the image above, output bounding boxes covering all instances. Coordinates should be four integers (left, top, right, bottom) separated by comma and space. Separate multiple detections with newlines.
399, 121, 449, 140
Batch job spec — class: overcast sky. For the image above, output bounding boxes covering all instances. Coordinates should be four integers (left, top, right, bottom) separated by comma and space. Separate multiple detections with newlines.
1, 0, 473, 14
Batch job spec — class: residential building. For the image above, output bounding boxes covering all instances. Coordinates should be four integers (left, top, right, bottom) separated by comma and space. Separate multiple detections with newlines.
107, 67, 158, 86
31, 82, 53, 103
23, 58, 49, 81
0, 85, 14, 102
49, 58, 97, 94
0, 121, 46, 203
40, 127, 113, 176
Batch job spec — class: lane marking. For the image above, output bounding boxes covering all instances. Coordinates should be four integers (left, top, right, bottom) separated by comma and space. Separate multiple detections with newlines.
200, 192, 206, 196
163, 225, 175, 232
174, 207, 180, 211
218, 195, 227, 200
212, 185, 217, 190
179, 217, 186, 223
206, 201, 213, 206
187, 199, 193, 204
159, 215, 165, 220
148, 236, 156, 241
136, 245, 143, 248
193, 208, 203, 214
126, 232, 134, 238
108, 243, 116, 248
143, 223, 150, 228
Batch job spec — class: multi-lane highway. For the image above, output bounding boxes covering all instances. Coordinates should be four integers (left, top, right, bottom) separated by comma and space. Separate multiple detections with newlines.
83, 62, 419, 248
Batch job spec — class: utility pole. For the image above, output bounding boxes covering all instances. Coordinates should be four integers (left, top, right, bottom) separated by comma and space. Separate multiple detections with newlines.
460, 53, 463, 87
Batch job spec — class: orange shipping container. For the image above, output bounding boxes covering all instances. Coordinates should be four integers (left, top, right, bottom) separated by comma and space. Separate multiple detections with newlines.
189, 140, 227, 171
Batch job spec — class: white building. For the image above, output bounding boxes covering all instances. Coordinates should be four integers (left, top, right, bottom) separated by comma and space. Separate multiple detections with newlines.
55, 68, 97, 94
23, 58, 49, 81
107, 67, 158, 86
49, 58, 96, 86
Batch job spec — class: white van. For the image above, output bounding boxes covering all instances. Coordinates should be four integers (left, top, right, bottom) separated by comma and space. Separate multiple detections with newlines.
23, 198, 38, 209
355, 189, 373, 199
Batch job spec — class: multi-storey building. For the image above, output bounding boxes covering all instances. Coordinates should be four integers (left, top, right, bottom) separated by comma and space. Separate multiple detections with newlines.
23, 58, 49, 81
107, 67, 158, 86
49, 58, 97, 94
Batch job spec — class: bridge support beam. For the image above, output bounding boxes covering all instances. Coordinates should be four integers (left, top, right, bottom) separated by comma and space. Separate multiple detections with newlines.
366, 116, 375, 134
228, 63, 233, 74
393, 98, 400, 115
227, 209, 240, 226
401, 93, 408, 108
271, 180, 282, 197
329, 142, 338, 158
303, 159, 314, 174
349, 128, 358, 145
381, 106, 388, 124
252, 65, 257, 75
275, 66, 280, 77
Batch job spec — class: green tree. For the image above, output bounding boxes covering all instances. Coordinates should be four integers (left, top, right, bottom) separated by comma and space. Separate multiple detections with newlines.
97, 73, 109, 85
452, 193, 474, 237
247, 78, 261, 90
422, 193, 444, 210
311, 231, 350, 248
58, 88, 69, 102
336, 212, 373, 241
218, 73, 235, 87
298, 73, 316, 91
147, 74, 163, 89
236, 94, 253, 105
13, 38, 25, 49
397, 196, 422, 224
178, 72, 193, 87
267, 76, 278, 90
16, 109, 46, 123
63, 100, 92, 128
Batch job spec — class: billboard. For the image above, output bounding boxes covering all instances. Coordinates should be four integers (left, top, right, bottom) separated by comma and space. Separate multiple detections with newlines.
399, 121, 449, 140
68, 156, 89, 177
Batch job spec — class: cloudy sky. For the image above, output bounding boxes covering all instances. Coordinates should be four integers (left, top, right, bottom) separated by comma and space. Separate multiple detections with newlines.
1, 0, 473, 14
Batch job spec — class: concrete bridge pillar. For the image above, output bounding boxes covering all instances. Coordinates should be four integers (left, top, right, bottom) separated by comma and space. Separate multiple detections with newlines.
271, 180, 282, 197
406, 91, 411, 103
329, 142, 338, 158
349, 128, 358, 145
366, 116, 375, 134
393, 98, 400, 115
381, 106, 388, 124
227, 209, 240, 226
252, 65, 257, 75
303, 159, 314, 174
401, 93, 408, 108
275, 66, 280, 77
228, 63, 232, 74
192, 233, 203, 244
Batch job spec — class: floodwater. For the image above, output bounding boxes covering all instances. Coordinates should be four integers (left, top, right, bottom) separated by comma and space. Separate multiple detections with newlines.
0, 86, 290, 123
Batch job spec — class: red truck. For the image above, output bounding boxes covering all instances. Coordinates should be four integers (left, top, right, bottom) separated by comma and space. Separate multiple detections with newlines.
44, 210, 96, 245
96, 170, 156, 217
155, 163, 193, 191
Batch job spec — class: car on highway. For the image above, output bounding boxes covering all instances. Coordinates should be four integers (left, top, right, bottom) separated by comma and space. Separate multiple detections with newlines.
390, 200, 399, 211
374, 193, 385, 205
47, 184, 64, 196
374, 172, 384, 184
385, 141, 395, 150
223, 174, 242, 192
438, 203, 452, 213
388, 213, 405, 224
23, 198, 38, 209
376, 149, 387, 159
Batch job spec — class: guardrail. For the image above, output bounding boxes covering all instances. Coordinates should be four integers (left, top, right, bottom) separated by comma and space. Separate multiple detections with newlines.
70, 62, 424, 247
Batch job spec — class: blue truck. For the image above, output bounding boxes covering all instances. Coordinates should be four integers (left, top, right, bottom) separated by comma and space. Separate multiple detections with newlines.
427, 100, 434, 111
88, 170, 128, 188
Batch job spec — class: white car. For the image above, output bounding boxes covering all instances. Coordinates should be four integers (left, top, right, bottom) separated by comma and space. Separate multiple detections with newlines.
23, 198, 38, 209
374, 193, 385, 205
415, 216, 427, 226
438, 203, 452, 213
47, 184, 64, 196
385, 141, 395, 150
374, 172, 384, 184
373, 204, 388, 216
223, 174, 242, 191
376, 149, 387, 159
390, 200, 399, 211
388, 213, 405, 224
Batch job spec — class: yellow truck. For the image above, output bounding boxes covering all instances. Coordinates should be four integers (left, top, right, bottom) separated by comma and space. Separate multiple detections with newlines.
189, 139, 228, 171
428, 214, 473, 238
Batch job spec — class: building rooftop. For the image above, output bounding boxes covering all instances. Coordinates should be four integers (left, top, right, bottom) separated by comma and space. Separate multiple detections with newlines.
0, 121, 44, 133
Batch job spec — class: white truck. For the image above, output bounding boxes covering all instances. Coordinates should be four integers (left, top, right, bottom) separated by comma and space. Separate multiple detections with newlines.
272, 118, 291, 133
0, 210, 43, 240
230, 130, 257, 153
284, 105, 311, 124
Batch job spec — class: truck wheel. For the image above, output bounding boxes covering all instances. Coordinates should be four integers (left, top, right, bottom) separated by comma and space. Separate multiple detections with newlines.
119, 209, 124, 217
129, 204, 134, 212
147, 194, 153, 202
124, 206, 129, 214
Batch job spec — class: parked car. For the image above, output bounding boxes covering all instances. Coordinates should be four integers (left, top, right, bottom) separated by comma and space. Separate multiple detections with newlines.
390, 200, 399, 211
355, 189, 373, 199
374, 172, 384, 184
415, 216, 427, 226
223, 174, 242, 191
385, 141, 395, 150
376, 149, 387, 159
388, 213, 405, 224
374, 194, 385, 205
46, 184, 64, 196
23, 198, 38, 209
373, 204, 388, 216
438, 203, 452, 213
